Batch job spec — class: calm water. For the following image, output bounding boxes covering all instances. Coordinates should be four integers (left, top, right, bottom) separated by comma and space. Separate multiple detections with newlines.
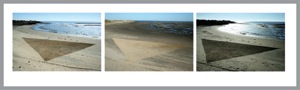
137, 21, 193, 35
32, 21, 101, 38
218, 22, 285, 40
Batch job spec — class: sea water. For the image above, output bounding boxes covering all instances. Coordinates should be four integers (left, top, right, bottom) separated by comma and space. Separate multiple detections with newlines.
218, 22, 285, 40
32, 21, 101, 38
138, 21, 193, 35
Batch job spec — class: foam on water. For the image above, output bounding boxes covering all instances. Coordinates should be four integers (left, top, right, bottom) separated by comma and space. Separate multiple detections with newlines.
32, 21, 101, 38
218, 22, 285, 40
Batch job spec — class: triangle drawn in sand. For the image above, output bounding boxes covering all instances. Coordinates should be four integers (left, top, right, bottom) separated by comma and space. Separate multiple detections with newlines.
202, 39, 278, 63
112, 38, 184, 61
23, 37, 94, 61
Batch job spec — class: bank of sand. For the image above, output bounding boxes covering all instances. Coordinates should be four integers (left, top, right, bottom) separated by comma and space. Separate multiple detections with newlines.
105, 21, 193, 71
197, 26, 285, 71
13, 25, 101, 71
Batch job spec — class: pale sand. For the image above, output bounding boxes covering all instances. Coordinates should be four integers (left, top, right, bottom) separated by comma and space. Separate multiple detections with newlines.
105, 21, 193, 71
197, 26, 285, 71
13, 25, 101, 71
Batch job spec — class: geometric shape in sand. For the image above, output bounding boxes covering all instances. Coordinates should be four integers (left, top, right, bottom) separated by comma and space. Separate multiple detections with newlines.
23, 37, 94, 61
202, 39, 277, 63
112, 38, 184, 61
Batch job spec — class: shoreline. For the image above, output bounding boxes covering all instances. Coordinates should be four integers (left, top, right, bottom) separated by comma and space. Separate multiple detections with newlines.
198, 26, 284, 48
217, 27, 284, 41
13, 25, 101, 71
32, 28, 102, 40
32, 21, 101, 38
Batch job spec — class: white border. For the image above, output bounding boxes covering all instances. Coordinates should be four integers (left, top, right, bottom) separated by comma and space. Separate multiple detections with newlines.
101, 11, 105, 72
193, 12, 197, 72
4, 4, 297, 86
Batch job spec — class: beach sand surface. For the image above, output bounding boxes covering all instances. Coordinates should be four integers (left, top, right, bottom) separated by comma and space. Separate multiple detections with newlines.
13, 25, 101, 71
197, 26, 285, 71
105, 21, 193, 71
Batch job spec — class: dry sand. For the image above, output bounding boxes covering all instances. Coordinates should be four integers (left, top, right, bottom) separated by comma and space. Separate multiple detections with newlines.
13, 25, 101, 71
105, 21, 193, 71
197, 26, 285, 71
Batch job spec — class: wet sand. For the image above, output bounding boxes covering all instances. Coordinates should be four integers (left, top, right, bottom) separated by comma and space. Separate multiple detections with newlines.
13, 25, 101, 71
105, 21, 193, 71
197, 26, 285, 71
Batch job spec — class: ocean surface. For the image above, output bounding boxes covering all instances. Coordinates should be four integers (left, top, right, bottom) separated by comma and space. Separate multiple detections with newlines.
218, 22, 285, 40
32, 21, 101, 38
137, 21, 193, 35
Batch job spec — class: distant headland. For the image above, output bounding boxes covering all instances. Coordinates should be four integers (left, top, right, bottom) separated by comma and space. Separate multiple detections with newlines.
196, 19, 236, 26
13, 20, 42, 26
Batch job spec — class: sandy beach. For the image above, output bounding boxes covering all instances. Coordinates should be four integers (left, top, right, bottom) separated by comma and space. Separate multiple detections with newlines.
13, 25, 101, 71
105, 21, 193, 71
197, 26, 285, 71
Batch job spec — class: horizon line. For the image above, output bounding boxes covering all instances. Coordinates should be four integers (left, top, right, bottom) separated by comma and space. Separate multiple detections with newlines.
106, 19, 192, 22
196, 19, 284, 22
13, 20, 101, 22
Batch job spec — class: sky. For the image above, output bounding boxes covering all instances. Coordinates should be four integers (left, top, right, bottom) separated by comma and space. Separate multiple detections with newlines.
197, 13, 285, 22
106, 13, 193, 21
13, 13, 101, 22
